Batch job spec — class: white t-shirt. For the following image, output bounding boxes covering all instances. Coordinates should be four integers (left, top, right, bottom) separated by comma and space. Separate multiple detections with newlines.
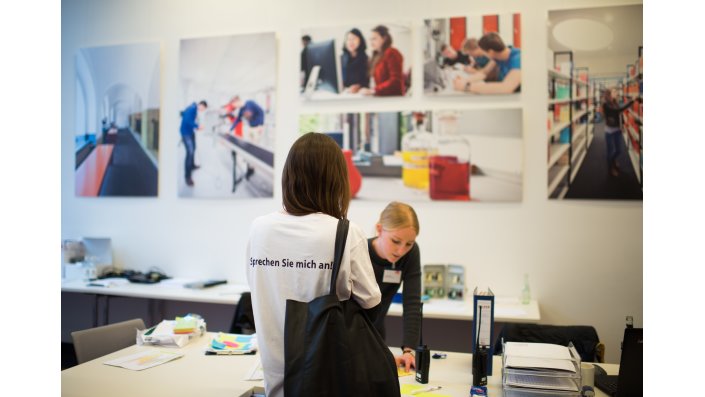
246, 211, 381, 397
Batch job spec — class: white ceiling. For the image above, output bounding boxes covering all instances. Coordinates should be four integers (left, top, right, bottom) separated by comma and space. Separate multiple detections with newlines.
179, 33, 276, 96
548, 4, 642, 58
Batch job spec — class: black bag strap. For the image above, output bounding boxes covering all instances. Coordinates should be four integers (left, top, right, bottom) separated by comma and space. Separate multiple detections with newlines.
329, 218, 350, 295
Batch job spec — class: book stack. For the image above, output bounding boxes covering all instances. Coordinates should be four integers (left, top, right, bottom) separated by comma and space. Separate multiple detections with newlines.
138, 314, 207, 348
502, 341, 582, 396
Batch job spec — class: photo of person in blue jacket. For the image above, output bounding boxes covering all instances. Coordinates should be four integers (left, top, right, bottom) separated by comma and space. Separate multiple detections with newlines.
180, 100, 207, 187
227, 96, 265, 143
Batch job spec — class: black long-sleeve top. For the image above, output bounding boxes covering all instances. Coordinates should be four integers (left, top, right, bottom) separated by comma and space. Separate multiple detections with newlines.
603, 98, 635, 128
341, 51, 369, 88
368, 237, 422, 350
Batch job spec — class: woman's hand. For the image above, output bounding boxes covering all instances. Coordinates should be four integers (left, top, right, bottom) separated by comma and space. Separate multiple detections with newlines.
347, 84, 361, 93
358, 87, 374, 96
395, 352, 416, 373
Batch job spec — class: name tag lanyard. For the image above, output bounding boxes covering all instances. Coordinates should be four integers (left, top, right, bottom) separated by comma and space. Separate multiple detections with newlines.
383, 262, 402, 284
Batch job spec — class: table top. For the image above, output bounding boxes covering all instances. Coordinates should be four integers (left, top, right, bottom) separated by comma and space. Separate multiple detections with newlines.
387, 296, 540, 323
355, 175, 522, 203
61, 278, 248, 305
61, 332, 617, 397
62, 278, 540, 322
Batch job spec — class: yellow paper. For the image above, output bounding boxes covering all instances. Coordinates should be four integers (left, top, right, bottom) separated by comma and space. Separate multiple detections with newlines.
173, 316, 196, 334
398, 367, 415, 377
399, 384, 451, 397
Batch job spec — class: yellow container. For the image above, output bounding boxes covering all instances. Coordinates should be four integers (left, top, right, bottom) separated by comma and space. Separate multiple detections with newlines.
401, 126, 437, 189
402, 150, 434, 189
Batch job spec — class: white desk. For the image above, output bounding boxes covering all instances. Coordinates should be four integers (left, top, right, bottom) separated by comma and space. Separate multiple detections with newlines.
61, 279, 540, 323
61, 278, 248, 305
61, 333, 616, 397
423, 65, 522, 99
387, 296, 540, 323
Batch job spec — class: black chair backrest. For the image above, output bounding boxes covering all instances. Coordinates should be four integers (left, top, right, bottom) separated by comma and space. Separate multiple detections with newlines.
494, 323, 601, 362
230, 292, 256, 335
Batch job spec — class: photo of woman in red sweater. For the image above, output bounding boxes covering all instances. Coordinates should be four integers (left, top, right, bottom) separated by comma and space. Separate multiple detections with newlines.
360, 25, 406, 96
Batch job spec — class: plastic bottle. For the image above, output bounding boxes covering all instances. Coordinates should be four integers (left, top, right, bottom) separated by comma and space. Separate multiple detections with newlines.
401, 118, 437, 190
521, 273, 531, 304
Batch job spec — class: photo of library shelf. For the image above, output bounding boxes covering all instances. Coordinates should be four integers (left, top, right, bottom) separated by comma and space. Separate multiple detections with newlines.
547, 4, 642, 200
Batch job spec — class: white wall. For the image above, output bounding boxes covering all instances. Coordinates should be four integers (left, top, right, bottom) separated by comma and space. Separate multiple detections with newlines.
61, 0, 643, 362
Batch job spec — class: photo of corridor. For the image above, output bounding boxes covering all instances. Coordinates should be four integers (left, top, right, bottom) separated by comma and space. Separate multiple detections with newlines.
178, 32, 276, 199
74, 42, 160, 197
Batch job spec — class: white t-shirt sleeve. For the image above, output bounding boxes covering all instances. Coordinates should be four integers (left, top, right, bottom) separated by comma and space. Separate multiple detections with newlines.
346, 223, 381, 309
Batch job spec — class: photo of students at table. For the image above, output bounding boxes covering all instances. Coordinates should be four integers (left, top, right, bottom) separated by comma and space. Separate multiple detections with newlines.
452, 32, 521, 94
423, 14, 521, 96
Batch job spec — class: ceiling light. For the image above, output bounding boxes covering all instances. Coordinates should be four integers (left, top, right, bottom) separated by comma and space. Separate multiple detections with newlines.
553, 19, 614, 51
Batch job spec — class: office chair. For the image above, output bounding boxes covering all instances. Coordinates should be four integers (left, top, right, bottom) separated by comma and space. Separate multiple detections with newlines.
229, 292, 256, 335
494, 323, 605, 363
71, 318, 146, 364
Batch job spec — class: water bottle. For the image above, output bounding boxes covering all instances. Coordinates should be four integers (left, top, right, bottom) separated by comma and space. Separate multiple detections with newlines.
521, 273, 531, 304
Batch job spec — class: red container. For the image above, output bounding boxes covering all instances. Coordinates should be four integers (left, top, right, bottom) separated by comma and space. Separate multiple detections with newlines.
429, 155, 470, 201
342, 149, 362, 198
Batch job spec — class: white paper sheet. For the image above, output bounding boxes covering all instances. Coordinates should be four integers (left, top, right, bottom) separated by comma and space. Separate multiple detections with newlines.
504, 342, 572, 360
104, 349, 184, 371
245, 358, 264, 381
504, 355, 576, 373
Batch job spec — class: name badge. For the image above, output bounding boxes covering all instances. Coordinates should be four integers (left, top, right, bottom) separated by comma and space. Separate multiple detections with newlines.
383, 269, 402, 284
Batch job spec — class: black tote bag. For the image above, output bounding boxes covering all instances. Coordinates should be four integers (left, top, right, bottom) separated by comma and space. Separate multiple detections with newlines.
284, 218, 400, 397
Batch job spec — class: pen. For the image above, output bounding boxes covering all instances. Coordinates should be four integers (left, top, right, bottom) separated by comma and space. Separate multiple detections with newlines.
411, 385, 442, 395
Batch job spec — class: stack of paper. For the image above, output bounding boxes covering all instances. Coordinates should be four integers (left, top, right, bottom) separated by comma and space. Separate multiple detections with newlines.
173, 316, 198, 334
206, 332, 257, 355
138, 315, 206, 348
502, 342, 581, 395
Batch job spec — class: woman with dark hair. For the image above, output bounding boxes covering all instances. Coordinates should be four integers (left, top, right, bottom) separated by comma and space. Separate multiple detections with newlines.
341, 28, 369, 93
360, 25, 405, 96
246, 132, 382, 397
602, 89, 636, 177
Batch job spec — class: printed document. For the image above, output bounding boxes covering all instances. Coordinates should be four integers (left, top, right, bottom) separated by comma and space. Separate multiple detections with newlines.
104, 349, 184, 371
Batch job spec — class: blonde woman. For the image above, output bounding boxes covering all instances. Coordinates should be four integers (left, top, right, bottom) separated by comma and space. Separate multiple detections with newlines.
368, 201, 422, 372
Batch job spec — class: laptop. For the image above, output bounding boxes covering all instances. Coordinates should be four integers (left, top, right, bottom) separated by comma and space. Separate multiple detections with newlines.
595, 327, 643, 397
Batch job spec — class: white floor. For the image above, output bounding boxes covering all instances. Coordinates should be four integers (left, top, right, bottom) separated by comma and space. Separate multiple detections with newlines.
177, 128, 274, 199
